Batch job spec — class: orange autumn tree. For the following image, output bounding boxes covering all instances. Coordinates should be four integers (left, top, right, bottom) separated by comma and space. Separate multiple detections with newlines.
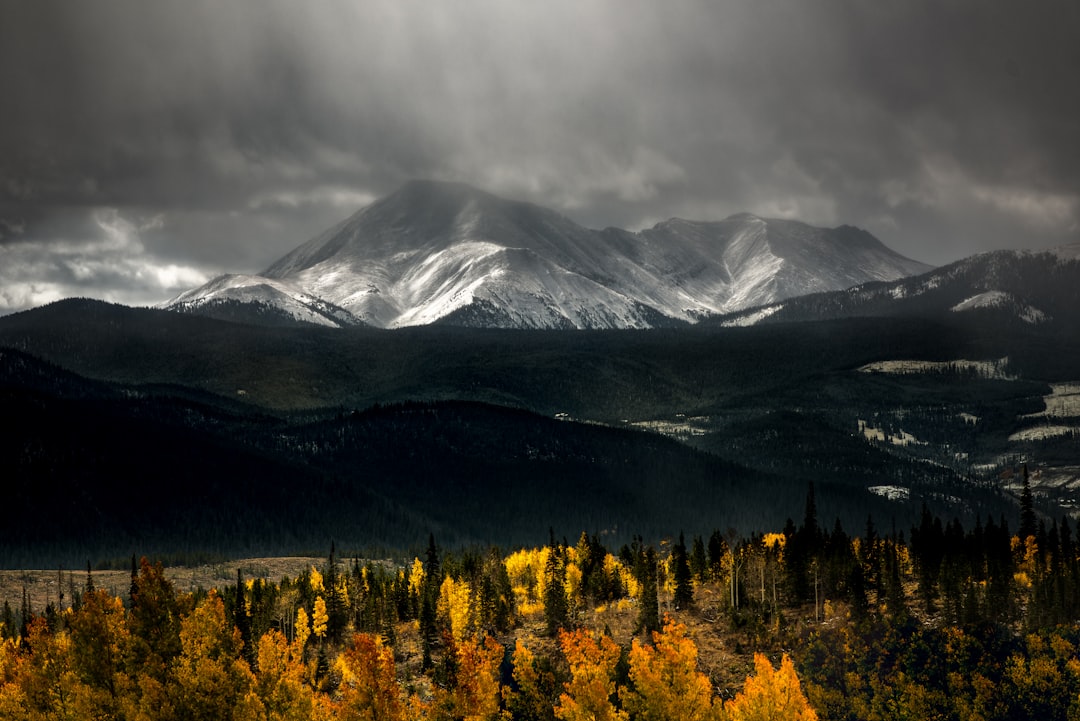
335, 632, 405, 721
555, 628, 627, 721
723, 653, 818, 721
622, 617, 717, 721
445, 635, 506, 721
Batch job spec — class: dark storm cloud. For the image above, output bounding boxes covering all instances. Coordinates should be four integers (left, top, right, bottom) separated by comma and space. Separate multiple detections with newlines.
1, 0, 1077, 312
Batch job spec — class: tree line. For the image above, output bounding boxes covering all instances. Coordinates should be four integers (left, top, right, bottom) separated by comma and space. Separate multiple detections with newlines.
5, 479, 1080, 719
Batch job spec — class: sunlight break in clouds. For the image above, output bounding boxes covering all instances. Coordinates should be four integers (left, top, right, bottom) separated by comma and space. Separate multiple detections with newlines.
0, 209, 210, 314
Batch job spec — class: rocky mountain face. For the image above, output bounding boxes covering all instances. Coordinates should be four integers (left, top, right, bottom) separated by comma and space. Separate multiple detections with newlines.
166, 180, 932, 329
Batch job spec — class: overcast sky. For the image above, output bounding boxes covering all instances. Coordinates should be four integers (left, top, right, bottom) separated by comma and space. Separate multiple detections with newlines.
2, 0, 1078, 313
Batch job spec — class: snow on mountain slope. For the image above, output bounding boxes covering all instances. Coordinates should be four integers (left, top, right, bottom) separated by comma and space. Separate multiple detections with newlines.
716, 246, 1079, 328
950, 290, 1048, 324
168, 180, 932, 329
162, 274, 362, 328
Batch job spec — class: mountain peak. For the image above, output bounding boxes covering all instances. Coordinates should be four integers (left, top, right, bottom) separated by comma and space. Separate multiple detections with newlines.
723, 211, 766, 223
173, 181, 931, 329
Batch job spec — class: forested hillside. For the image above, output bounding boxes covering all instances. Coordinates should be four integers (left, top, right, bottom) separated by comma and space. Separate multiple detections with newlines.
4, 300, 1058, 567
4, 491, 1080, 720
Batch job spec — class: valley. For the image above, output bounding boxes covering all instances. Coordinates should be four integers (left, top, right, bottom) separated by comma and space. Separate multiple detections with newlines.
3, 295, 1077, 568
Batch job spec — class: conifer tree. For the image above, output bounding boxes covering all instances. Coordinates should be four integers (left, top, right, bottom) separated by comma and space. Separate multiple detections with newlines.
420, 534, 441, 668
1020, 464, 1037, 540
672, 532, 694, 610
545, 534, 569, 636
235, 567, 253, 665
689, 535, 708, 584
636, 547, 660, 636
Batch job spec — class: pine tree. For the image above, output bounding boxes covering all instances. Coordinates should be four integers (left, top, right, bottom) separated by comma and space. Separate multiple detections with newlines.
689, 535, 708, 584
672, 532, 694, 610
323, 543, 347, 644
544, 535, 569, 636
235, 567, 253, 665
636, 547, 660, 636
1020, 464, 1038, 540
420, 534, 441, 669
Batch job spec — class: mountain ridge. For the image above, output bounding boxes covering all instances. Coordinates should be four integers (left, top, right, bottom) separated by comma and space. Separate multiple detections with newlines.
715, 246, 1080, 334
166, 180, 931, 329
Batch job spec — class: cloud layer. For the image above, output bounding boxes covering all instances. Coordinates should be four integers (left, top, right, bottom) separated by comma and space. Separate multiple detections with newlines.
2, 0, 1078, 312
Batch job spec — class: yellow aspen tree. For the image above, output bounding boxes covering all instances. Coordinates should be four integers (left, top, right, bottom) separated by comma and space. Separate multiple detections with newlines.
255, 629, 315, 721
295, 607, 311, 651
336, 633, 405, 721
565, 561, 584, 606
447, 635, 507, 721
310, 567, 324, 594
172, 591, 264, 721
0, 635, 30, 717
312, 597, 328, 640
619, 559, 641, 599
409, 558, 426, 597
622, 617, 716, 721
505, 547, 548, 615
439, 576, 474, 643
723, 653, 818, 721
555, 628, 627, 721
21, 617, 76, 720
505, 639, 557, 721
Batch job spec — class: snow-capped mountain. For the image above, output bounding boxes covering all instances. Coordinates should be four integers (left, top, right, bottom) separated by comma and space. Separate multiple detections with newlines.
717, 244, 1080, 329
165, 273, 362, 328
166, 180, 932, 329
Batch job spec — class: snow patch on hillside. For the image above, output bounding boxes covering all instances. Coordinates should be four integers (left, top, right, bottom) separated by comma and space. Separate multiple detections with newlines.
869, 485, 911, 501
950, 290, 1048, 324
857, 357, 1013, 379
1009, 426, 1079, 442
721, 304, 782, 327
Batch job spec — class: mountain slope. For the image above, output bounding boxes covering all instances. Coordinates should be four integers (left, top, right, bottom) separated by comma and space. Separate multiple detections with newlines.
167, 180, 930, 329
717, 245, 1080, 333
164, 273, 363, 328
1, 347, 807, 566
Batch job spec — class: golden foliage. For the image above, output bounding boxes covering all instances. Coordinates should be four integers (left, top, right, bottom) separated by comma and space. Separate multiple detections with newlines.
555, 628, 627, 721
295, 607, 311, 650
255, 630, 315, 721
622, 617, 717, 721
312, 596, 328, 639
309, 567, 324, 594
408, 557, 426, 597
438, 576, 473, 643
723, 653, 817, 721
173, 592, 263, 721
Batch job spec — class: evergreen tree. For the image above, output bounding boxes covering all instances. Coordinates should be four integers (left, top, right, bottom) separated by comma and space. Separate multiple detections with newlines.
672, 532, 694, 609
323, 543, 348, 644
1020, 464, 1037, 540
544, 533, 569, 635
234, 567, 253, 665
636, 547, 660, 636
690, 535, 709, 584
707, 530, 726, 582
420, 534, 441, 669
0, 601, 13, 640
